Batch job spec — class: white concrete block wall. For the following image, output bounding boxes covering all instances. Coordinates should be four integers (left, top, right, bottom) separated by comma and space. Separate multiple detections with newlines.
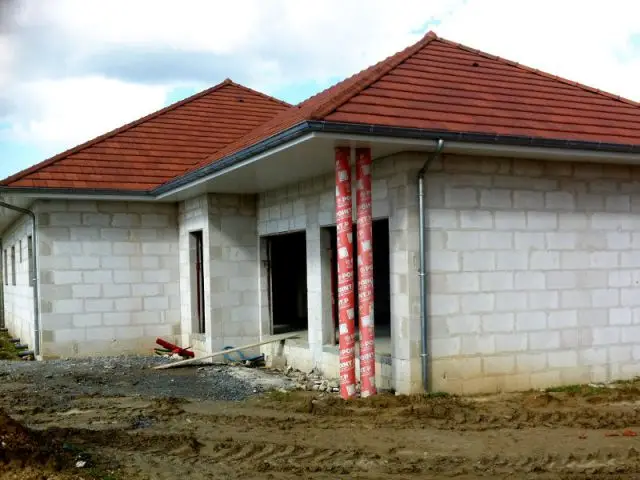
1, 214, 35, 348
178, 193, 260, 356
19, 151, 640, 394
427, 156, 640, 393
178, 195, 210, 356
256, 152, 640, 395
36, 200, 180, 357
208, 194, 260, 351
257, 154, 420, 393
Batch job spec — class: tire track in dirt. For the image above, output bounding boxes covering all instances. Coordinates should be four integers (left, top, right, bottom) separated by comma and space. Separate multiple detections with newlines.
167, 404, 640, 432
14, 385, 640, 479
44, 422, 640, 477
256, 392, 640, 431
174, 437, 640, 477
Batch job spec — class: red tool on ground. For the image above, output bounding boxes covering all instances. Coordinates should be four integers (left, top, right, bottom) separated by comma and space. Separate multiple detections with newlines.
155, 338, 195, 358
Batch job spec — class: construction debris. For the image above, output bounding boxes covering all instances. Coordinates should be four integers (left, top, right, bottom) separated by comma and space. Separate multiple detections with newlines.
281, 366, 341, 393
154, 332, 301, 370
154, 338, 194, 359
222, 346, 265, 367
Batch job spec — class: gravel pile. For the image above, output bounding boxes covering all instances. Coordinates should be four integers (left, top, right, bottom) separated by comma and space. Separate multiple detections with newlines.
0, 356, 261, 402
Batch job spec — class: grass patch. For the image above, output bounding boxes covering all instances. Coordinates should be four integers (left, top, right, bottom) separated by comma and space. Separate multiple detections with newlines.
265, 389, 451, 403
265, 389, 296, 402
425, 391, 451, 399
85, 467, 120, 480
545, 384, 608, 395
612, 377, 640, 385
0, 331, 20, 360
62, 443, 121, 479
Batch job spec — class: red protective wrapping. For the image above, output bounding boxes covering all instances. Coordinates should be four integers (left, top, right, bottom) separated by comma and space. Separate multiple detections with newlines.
335, 146, 356, 399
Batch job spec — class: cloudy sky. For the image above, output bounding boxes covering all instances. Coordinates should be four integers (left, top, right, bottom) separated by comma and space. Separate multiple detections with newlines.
0, 0, 639, 180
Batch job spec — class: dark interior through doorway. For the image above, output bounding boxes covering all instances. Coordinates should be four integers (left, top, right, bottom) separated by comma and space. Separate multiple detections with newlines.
189, 230, 205, 334
269, 231, 308, 334
327, 218, 391, 344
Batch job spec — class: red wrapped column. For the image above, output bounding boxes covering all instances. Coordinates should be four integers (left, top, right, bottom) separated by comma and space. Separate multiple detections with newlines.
335, 146, 357, 399
356, 147, 376, 397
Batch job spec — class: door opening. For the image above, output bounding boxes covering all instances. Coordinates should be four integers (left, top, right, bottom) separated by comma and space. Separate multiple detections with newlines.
189, 231, 205, 334
269, 231, 308, 334
325, 218, 391, 350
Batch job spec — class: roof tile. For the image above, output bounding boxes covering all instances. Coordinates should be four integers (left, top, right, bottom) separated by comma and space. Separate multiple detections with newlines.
192, 31, 640, 175
4, 31, 640, 193
1, 79, 290, 190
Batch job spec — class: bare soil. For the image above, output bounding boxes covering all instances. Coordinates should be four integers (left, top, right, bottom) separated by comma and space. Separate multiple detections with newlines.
3, 361, 640, 479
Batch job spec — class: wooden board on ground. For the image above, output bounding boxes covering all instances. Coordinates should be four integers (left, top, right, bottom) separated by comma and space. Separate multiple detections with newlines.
153, 331, 301, 370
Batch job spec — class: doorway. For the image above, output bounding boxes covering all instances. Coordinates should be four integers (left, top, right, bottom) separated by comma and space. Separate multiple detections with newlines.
268, 231, 308, 334
325, 218, 391, 345
189, 231, 205, 334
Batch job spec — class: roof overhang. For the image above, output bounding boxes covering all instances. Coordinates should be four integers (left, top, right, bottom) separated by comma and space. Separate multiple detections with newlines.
2, 121, 640, 207
155, 121, 640, 201
0, 194, 35, 235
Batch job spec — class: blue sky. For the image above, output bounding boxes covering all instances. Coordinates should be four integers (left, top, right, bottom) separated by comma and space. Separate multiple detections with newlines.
1, 0, 638, 182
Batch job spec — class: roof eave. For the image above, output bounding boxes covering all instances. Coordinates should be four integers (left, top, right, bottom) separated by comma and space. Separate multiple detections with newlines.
0, 186, 156, 201
153, 121, 640, 196
312, 122, 640, 154
5, 121, 640, 200
153, 121, 314, 196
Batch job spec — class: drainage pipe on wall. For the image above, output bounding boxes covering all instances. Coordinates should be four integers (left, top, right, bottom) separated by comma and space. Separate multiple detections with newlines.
417, 139, 445, 392
0, 201, 40, 357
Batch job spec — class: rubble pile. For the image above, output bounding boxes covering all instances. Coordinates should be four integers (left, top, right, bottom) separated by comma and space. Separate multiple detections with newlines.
282, 366, 345, 393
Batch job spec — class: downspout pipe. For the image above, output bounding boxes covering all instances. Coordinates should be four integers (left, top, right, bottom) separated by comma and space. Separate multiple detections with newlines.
417, 138, 445, 392
0, 201, 40, 357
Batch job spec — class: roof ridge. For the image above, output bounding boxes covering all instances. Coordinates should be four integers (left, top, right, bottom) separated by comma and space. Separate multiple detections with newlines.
435, 36, 640, 109
1, 79, 261, 185
226, 80, 293, 108
308, 31, 439, 119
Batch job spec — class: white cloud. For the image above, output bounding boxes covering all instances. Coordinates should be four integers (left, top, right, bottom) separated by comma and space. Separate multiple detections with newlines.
40, 0, 261, 53
5, 77, 169, 154
435, 0, 640, 104
1, 0, 639, 166
0, 35, 14, 91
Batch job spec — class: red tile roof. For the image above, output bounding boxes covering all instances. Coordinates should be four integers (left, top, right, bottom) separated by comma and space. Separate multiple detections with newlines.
189, 31, 640, 178
188, 32, 439, 173
323, 34, 640, 144
4, 31, 640, 193
0, 79, 290, 191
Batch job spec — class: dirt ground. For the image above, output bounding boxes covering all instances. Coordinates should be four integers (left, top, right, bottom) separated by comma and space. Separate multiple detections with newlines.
3, 358, 640, 479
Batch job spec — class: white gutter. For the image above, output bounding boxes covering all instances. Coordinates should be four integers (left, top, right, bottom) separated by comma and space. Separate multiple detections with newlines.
315, 132, 640, 164
13, 192, 158, 202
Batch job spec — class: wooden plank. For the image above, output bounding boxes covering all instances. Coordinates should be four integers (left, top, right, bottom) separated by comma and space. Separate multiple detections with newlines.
153, 331, 301, 370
